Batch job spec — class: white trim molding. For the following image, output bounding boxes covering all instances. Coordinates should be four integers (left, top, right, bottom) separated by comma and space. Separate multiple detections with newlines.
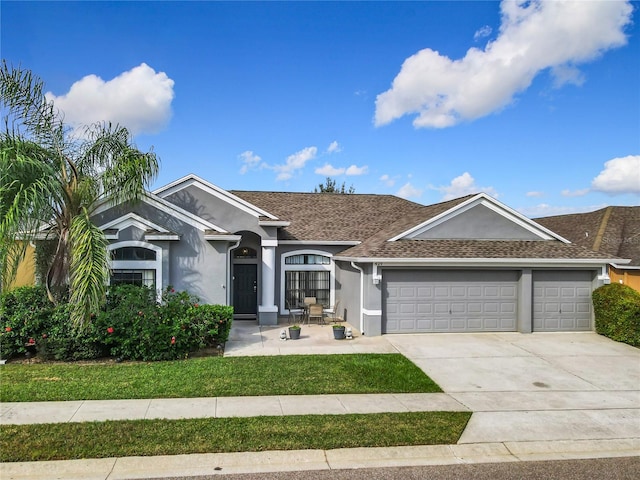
280, 249, 335, 315
107, 241, 163, 299
389, 193, 568, 243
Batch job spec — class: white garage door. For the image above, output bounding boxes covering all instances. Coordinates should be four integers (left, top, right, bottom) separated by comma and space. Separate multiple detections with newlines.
533, 271, 593, 331
383, 270, 519, 333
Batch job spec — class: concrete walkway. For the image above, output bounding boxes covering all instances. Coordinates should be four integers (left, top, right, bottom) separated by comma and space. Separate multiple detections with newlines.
1, 322, 639, 479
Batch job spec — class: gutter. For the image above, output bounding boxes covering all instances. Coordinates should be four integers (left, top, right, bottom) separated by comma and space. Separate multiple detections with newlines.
350, 262, 364, 335
334, 256, 630, 267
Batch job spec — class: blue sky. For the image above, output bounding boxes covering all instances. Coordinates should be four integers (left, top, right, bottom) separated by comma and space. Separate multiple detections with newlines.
2, 1, 639, 217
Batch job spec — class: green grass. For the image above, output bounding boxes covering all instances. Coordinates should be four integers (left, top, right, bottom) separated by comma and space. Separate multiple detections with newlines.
0, 354, 441, 402
0, 412, 472, 462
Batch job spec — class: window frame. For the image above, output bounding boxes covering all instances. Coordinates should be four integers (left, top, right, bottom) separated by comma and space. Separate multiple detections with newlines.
280, 249, 334, 314
108, 241, 162, 298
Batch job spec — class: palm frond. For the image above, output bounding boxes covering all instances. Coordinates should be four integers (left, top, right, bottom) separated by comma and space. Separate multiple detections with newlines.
68, 209, 108, 328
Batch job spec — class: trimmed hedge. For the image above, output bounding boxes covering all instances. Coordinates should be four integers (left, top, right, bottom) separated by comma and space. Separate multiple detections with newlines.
592, 283, 640, 347
0, 285, 233, 362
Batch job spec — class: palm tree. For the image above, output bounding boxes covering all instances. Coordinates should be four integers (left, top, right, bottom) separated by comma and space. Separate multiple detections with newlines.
0, 62, 159, 327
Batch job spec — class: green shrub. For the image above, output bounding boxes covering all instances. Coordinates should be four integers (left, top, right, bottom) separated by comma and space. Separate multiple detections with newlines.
0, 286, 56, 360
592, 283, 640, 347
93, 285, 233, 361
1, 284, 233, 362
0, 287, 105, 362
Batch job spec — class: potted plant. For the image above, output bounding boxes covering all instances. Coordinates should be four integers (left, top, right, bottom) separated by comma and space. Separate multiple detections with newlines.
288, 324, 301, 340
332, 323, 345, 340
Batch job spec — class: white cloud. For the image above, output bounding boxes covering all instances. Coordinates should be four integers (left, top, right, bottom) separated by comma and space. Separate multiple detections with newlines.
375, 0, 633, 129
526, 191, 545, 198
345, 165, 368, 176
239, 151, 264, 174
561, 188, 590, 197
315, 163, 344, 176
327, 141, 341, 154
380, 174, 396, 187
396, 182, 423, 199
274, 146, 317, 181
315, 163, 368, 176
591, 155, 640, 194
474, 25, 492, 42
433, 172, 498, 200
46, 63, 175, 136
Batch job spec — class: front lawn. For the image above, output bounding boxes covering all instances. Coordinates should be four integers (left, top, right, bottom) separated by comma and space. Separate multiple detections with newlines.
0, 412, 471, 462
0, 354, 441, 402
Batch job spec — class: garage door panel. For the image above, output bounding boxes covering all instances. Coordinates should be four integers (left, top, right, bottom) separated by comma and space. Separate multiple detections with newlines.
383, 270, 518, 333
451, 286, 466, 297
417, 303, 433, 314
401, 304, 417, 315
417, 287, 432, 298
533, 271, 593, 332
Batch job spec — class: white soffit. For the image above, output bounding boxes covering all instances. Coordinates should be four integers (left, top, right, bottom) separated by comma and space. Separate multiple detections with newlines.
153, 174, 279, 220
388, 193, 568, 243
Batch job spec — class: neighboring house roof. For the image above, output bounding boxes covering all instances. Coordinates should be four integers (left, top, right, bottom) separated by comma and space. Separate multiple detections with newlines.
536, 206, 640, 267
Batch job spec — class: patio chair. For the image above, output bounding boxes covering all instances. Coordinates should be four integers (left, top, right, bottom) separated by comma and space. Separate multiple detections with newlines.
327, 300, 342, 323
308, 303, 325, 325
286, 300, 302, 325
301, 297, 316, 324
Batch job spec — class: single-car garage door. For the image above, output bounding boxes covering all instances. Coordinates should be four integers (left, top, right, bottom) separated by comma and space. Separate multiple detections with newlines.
383, 270, 518, 333
533, 271, 593, 331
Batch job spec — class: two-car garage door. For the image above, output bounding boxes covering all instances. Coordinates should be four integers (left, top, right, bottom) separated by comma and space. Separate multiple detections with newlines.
383, 270, 519, 333
383, 269, 594, 333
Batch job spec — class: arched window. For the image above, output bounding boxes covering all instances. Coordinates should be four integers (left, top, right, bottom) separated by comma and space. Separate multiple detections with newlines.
282, 250, 333, 309
108, 241, 162, 291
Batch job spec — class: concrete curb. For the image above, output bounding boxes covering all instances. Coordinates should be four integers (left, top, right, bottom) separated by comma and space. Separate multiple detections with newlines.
2, 439, 639, 480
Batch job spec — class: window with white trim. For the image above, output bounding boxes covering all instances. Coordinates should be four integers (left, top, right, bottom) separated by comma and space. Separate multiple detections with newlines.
108, 242, 162, 292
282, 252, 333, 308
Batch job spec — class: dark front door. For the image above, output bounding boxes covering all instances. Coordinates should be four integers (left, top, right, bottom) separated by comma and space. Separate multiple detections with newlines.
233, 264, 257, 316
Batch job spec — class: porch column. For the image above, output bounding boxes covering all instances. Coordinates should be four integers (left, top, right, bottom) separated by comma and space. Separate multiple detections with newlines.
259, 240, 278, 325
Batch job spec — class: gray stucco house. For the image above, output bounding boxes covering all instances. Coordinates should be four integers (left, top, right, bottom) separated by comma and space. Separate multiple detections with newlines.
93, 174, 628, 336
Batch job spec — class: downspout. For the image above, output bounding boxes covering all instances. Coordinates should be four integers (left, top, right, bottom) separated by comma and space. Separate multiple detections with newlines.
351, 262, 365, 334
226, 240, 241, 305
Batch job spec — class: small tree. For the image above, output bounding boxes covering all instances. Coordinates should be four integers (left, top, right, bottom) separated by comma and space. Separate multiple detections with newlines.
0, 62, 160, 327
314, 177, 355, 194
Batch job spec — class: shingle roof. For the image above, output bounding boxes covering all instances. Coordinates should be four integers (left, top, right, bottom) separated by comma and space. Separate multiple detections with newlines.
230, 191, 470, 242
230, 190, 623, 263
536, 206, 640, 266
337, 239, 619, 261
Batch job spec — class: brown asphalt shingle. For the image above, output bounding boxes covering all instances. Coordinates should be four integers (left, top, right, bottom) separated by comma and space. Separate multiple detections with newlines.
231, 191, 625, 262
536, 206, 640, 265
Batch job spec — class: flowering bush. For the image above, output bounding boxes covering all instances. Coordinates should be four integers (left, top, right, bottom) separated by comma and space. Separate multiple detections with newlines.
0, 284, 233, 362
0, 286, 56, 360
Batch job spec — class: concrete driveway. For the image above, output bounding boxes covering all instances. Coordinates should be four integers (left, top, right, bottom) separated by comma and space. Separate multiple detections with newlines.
385, 332, 640, 446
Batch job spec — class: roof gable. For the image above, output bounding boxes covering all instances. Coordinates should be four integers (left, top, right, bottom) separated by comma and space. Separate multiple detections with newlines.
390, 193, 566, 242
98, 213, 172, 234
93, 191, 226, 233
154, 174, 279, 220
